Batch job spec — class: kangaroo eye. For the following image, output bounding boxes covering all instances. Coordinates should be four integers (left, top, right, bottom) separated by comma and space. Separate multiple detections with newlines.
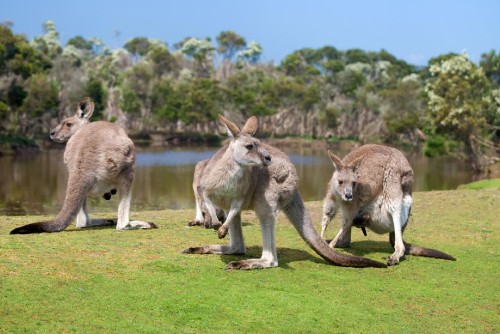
66, 123, 73, 127
245, 144, 253, 150
338, 180, 343, 185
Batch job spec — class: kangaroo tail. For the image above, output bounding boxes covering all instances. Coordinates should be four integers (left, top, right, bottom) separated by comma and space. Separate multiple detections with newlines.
283, 191, 387, 268
405, 242, 456, 261
10, 176, 89, 234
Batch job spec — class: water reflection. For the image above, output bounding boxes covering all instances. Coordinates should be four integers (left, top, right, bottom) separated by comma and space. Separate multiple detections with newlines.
0, 143, 474, 216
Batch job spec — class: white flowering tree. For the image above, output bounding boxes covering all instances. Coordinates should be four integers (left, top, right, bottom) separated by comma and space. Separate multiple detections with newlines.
180, 37, 214, 76
426, 54, 497, 171
236, 41, 263, 64
31, 20, 62, 58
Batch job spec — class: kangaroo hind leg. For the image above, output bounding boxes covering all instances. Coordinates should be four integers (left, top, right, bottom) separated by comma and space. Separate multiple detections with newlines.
225, 207, 278, 270
116, 173, 157, 230
76, 196, 115, 228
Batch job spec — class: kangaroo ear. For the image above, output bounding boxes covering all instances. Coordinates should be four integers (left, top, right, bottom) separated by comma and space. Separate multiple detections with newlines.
78, 97, 94, 119
241, 116, 258, 136
327, 150, 343, 171
218, 115, 240, 138
348, 154, 365, 171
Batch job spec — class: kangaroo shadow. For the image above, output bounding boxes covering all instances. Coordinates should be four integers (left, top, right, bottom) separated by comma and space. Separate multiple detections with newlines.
326, 239, 395, 260
219, 246, 329, 269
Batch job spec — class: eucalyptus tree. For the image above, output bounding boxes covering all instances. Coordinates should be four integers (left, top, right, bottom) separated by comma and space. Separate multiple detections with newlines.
425, 54, 497, 171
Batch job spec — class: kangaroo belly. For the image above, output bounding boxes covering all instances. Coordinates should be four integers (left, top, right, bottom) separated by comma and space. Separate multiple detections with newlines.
357, 197, 394, 234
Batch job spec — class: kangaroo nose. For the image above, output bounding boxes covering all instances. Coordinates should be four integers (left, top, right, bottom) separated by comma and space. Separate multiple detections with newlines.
345, 193, 352, 200
50, 131, 55, 136
263, 155, 271, 165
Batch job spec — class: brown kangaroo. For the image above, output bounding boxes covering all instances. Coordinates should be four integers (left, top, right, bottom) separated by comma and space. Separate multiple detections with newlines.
10, 97, 157, 234
183, 115, 387, 269
321, 144, 456, 265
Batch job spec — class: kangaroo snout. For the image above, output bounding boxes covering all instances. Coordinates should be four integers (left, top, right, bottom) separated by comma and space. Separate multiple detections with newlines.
259, 147, 272, 166
263, 154, 272, 166
344, 188, 353, 201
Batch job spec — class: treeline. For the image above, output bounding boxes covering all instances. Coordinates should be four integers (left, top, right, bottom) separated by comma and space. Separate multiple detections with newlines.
0, 21, 498, 170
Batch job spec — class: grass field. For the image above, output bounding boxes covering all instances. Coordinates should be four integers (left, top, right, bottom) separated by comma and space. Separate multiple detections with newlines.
0, 189, 498, 333
457, 178, 500, 190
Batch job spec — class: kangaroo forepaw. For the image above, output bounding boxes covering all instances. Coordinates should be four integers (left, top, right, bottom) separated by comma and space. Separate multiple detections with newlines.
387, 254, 404, 266
217, 226, 228, 239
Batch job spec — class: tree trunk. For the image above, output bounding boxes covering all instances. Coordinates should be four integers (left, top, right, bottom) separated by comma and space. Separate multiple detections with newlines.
464, 135, 482, 172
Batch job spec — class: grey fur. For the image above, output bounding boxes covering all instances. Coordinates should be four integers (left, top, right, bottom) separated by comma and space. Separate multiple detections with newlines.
10, 97, 156, 234
183, 116, 387, 269
321, 144, 455, 265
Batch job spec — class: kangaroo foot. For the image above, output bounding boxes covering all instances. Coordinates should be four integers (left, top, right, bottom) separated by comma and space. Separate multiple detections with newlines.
187, 219, 202, 226
329, 239, 351, 249
182, 246, 212, 254
182, 244, 245, 255
117, 221, 157, 230
225, 259, 277, 270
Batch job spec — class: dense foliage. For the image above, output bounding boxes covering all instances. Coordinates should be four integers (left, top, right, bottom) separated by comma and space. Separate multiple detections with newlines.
0, 21, 498, 169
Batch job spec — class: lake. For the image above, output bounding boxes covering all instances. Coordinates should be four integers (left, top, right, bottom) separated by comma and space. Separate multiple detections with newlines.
0, 141, 474, 216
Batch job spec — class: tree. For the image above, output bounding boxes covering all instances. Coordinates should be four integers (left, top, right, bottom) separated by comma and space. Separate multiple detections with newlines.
425, 54, 496, 171
216, 31, 246, 60
67, 36, 93, 51
84, 77, 107, 120
381, 76, 426, 146
124, 37, 151, 61
480, 50, 500, 86
31, 21, 62, 59
19, 73, 59, 136
236, 41, 262, 64
180, 37, 215, 77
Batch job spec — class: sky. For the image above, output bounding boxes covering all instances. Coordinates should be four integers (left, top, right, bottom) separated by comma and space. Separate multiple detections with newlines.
1, 0, 498, 66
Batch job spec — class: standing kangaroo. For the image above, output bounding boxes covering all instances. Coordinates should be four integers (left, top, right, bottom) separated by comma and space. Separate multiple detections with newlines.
183, 115, 387, 269
10, 97, 157, 234
321, 144, 456, 265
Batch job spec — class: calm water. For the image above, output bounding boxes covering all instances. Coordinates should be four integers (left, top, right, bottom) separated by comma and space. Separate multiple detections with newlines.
0, 142, 474, 216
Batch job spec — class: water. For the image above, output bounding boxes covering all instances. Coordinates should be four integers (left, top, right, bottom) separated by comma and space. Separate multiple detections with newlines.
0, 142, 474, 216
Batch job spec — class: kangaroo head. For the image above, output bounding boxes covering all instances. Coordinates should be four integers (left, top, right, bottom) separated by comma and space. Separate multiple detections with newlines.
50, 97, 94, 143
328, 150, 364, 202
219, 115, 272, 167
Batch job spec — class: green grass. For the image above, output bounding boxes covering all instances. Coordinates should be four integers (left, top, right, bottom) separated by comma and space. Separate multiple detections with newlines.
457, 178, 500, 190
1, 189, 498, 333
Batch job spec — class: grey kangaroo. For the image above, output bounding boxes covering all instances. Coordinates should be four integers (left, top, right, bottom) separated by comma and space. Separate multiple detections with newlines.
183, 115, 387, 269
321, 144, 456, 265
10, 97, 157, 234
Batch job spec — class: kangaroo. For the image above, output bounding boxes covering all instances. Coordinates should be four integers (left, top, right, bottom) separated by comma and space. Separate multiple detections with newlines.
10, 97, 157, 234
321, 144, 456, 265
183, 115, 387, 269
187, 158, 226, 228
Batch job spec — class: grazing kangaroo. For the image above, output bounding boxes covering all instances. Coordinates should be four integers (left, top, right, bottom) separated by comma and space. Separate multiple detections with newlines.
183, 115, 387, 269
321, 144, 456, 265
10, 97, 157, 234
187, 158, 226, 228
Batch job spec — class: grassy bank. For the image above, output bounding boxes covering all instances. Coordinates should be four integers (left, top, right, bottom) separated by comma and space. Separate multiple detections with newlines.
0, 189, 498, 333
